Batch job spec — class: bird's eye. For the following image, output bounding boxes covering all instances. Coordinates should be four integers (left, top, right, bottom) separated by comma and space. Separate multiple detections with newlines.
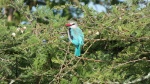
72, 23, 75, 25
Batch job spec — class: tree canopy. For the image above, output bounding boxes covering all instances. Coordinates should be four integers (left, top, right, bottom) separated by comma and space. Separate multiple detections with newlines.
0, 0, 150, 84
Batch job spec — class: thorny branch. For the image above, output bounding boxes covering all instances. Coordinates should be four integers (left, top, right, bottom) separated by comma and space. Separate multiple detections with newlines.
124, 72, 150, 84
49, 36, 150, 83
49, 39, 96, 83
113, 58, 150, 69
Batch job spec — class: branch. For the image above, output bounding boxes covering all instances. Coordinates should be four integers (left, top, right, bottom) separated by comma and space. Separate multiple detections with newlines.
0, 57, 11, 62
84, 36, 150, 42
113, 58, 150, 69
76, 57, 104, 62
124, 72, 150, 84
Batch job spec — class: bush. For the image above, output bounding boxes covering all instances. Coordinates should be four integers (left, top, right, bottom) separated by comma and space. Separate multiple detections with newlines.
0, 1, 150, 84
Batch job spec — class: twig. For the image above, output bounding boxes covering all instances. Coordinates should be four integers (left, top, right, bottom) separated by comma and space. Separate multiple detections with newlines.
76, 57, 104, 62
113, 58, 150, 69
84, 36, 150, 42
49, 43, 75, 84
0, 57, 11, 62
124, 72, 150, 84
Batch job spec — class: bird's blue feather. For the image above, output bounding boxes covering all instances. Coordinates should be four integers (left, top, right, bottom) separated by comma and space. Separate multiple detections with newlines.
68, 27, 84, 56
75, 45, 81, 56
69, 27, 84, 45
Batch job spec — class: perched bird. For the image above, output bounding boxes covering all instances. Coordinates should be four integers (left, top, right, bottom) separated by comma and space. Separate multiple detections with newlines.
65, 21, 84, 56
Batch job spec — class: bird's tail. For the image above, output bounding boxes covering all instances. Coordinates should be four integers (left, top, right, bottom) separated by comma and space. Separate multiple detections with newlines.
75, 45, 81, 56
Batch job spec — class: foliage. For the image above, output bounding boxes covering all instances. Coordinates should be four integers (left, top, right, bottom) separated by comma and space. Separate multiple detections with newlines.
0, 0, 150, 84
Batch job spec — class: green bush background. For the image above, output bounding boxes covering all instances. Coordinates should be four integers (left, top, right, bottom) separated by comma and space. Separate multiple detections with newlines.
0, 0, 150, 84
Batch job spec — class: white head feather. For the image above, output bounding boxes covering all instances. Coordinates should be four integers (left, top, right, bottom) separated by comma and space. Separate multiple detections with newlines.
66, 21, 78, 28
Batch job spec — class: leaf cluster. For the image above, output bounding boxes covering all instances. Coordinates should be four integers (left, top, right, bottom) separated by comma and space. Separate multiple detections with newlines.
0, 1, 150, 84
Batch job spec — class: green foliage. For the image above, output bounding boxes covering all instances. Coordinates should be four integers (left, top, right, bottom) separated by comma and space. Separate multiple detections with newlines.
0, 1, 150, 84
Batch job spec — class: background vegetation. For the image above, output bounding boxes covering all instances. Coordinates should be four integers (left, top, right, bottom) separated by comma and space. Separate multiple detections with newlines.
0, 0, 150, 84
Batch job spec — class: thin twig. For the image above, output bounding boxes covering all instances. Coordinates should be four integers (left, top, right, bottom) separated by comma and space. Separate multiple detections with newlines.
124, 72, 150, 84
113, 58, 150, 69
0, 57, 11, 62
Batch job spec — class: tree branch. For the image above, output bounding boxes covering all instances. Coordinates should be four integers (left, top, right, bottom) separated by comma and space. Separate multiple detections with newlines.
124, 72, 150, 84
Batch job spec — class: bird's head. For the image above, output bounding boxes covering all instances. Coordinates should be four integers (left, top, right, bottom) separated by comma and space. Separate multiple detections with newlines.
65, 21, 78, 28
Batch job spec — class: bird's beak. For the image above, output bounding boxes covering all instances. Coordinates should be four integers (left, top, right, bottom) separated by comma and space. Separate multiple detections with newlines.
65, 23, 72, 27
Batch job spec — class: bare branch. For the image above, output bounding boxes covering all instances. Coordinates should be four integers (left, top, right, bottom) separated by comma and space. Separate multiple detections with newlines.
124, 72, 150, 84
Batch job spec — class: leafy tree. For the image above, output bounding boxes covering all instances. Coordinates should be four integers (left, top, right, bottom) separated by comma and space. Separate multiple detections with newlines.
0, 0, 150, 84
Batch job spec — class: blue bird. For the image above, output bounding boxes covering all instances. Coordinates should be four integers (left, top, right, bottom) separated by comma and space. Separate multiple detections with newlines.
65, 21, 84, 56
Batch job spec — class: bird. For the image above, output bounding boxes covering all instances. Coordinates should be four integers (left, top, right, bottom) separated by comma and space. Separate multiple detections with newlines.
65, 21, 84, 56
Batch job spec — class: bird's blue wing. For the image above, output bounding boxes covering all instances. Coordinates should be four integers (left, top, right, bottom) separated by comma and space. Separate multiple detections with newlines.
68, 27, 84, 45
76, 27, 84, 45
